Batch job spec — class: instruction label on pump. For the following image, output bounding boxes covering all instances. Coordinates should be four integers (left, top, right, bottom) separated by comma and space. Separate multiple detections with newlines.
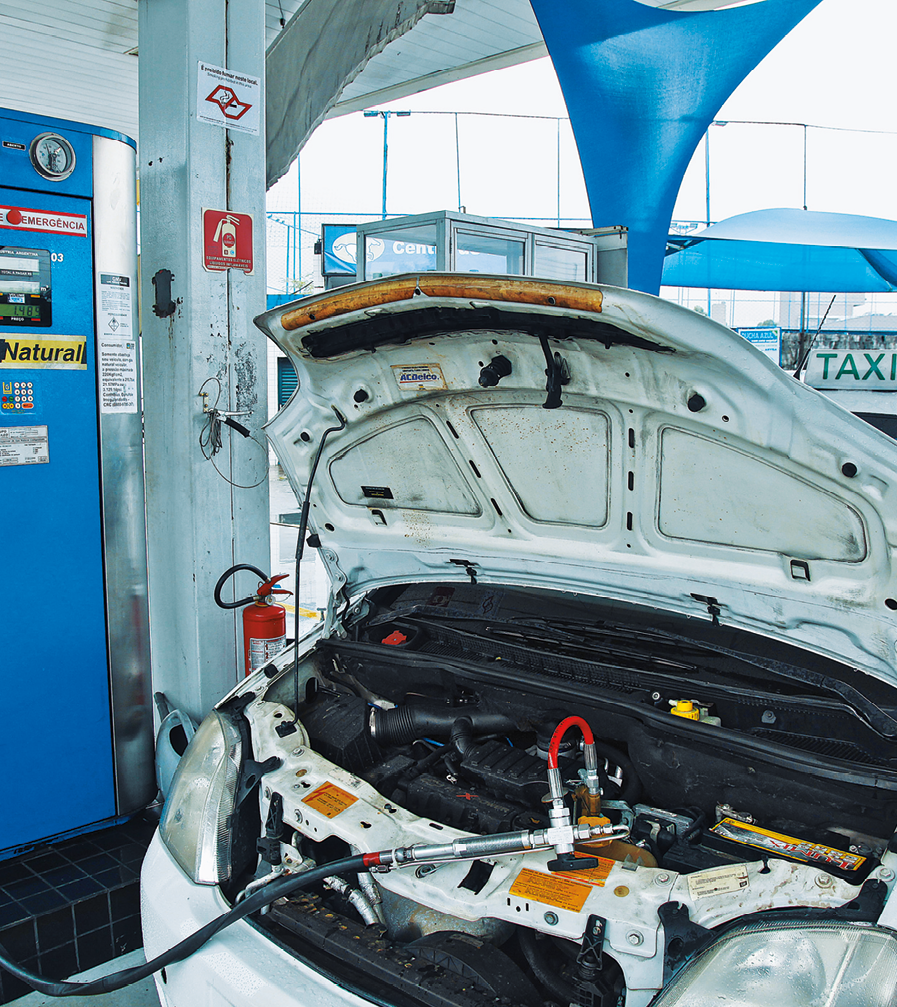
0, 424, 48, 466
96, 274, 138, 415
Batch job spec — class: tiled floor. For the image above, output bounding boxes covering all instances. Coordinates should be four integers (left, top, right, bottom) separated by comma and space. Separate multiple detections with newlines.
0, 816, 156, 1005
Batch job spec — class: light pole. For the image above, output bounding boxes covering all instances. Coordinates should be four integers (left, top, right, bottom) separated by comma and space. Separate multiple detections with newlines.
364, 109, 411, 218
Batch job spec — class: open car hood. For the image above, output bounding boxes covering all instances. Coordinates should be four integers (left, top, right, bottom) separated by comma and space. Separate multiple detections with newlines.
257, 275, 897, 688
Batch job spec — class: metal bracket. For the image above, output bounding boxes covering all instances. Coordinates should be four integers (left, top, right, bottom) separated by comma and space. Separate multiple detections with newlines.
658, 902, 715, 983
573, 914, 606, 1007
236, 755, 282, 807
257, 791, 286, 865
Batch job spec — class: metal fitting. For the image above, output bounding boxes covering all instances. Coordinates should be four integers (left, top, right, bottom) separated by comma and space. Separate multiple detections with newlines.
544, 912, 559, 926
879, 867, 895, 882
626, 931, 644, 946
654, 873, 672, 885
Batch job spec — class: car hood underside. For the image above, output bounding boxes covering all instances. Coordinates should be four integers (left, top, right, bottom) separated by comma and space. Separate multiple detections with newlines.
257, 274, 897, 688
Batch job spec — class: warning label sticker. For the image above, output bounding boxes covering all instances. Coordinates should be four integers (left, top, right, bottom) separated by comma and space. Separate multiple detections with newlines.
509, 868, 592, 913
392, 363, 446, 391
0, 335, 86, 370
302, 782, 359, 819
687, 864, 750, 900
0, 424, 48, 466
0, 206, 87, 236
555, 854, 615, 888
97, 274, 133, 340
711, 818, 865, 872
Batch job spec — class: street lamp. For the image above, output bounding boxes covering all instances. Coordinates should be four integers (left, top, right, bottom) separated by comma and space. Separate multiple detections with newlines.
364, 109, 411, 218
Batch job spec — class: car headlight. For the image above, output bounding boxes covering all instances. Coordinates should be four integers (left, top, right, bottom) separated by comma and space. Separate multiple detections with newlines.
159, 709, 243, 885
653, 920, 897, 1006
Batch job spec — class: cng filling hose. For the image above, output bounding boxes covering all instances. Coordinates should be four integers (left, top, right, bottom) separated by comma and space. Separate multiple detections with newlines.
0, 816, 629, 997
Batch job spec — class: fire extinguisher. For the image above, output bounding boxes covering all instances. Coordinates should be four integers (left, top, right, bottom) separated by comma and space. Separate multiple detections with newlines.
214, 564, 292, 676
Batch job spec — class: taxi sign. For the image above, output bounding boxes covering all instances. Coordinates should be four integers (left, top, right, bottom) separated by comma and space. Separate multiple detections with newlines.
804, 348, 897, 390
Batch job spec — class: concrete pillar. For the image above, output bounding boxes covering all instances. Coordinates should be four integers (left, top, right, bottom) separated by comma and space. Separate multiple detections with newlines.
138, 0, 269, 720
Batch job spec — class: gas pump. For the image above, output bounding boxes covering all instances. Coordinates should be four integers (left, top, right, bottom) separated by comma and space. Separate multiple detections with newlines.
0, 109, 153, 853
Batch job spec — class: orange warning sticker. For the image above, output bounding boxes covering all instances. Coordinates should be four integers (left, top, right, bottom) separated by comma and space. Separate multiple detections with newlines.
555, 855, 615, 888
509, 868, 592, 913
301, 782, 358, 819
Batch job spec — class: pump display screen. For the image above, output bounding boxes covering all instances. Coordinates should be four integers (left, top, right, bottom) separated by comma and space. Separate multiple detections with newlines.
0, 247, 51, 326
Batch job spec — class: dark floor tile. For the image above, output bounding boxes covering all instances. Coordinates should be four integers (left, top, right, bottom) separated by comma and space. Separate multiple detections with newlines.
58, 876, 104, 902
0, 901, 30, 929
113, 843, 150, 866
0, 863, 33, 887
73, 893, 109, 934
92, 867, 132, 891
17, 889, 67, 916
0, 919, 36, 960
78, 853, 118, 875
3, 876, 50, 900
109, 885, 139, 921
111, 917, 141, 957
37, 942, 78, 981
75, 926, 113, 974
22, 853, 64, 874
36, 907, 74, 953
44, 864, 91, 890
57, 840, 102, 862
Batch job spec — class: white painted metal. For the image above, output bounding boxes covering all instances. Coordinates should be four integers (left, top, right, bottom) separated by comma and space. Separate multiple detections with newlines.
139, 0, 270, 721
259, 280, 897, 689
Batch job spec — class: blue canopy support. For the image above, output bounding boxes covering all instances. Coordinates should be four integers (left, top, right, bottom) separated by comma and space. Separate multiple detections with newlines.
529, 0, 822, 294
662, 209, 897, 292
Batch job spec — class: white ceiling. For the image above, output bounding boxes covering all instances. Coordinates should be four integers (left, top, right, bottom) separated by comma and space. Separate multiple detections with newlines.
0, 0, 543, 151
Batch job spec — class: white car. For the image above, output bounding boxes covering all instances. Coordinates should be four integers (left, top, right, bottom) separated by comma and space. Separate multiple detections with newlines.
142, 274, 897, 1007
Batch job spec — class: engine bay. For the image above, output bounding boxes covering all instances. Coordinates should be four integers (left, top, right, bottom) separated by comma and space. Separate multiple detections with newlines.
234, 584, 897, 1007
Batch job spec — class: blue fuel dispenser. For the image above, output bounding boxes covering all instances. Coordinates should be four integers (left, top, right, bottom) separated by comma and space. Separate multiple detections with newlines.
0, 109, 153, 854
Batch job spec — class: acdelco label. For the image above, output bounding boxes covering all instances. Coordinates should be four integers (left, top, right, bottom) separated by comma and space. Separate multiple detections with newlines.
0, 205, 88, 237
392, 363, 446, 391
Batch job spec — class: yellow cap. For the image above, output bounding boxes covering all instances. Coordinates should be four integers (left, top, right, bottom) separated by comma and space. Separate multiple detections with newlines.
671, 700, 700, 721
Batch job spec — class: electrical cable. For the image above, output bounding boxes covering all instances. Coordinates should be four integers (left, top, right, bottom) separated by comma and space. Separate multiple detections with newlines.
197, 376, 268, 489
0, 855, 366, 998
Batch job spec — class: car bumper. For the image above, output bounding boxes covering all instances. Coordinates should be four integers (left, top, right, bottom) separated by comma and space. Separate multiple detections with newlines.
140, 831, 373, 1007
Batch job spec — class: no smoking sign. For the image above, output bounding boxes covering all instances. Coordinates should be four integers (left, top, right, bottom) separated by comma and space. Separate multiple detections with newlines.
202, 209, 254, 273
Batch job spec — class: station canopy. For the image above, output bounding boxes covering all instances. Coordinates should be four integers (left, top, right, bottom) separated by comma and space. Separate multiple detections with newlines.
663, 208, 897, 292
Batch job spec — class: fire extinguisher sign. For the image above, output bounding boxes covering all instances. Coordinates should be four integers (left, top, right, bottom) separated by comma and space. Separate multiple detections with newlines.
202, 208, 254, 274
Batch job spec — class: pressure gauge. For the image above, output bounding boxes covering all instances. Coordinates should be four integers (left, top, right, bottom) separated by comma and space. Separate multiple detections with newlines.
29, 133, 76, 181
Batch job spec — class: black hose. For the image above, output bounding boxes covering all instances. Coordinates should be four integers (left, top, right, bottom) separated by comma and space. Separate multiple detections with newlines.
370, 702, 515, 746
213, 564, 269, 609
518, 928, 577, 1005
450, 716, 476, 757
0, 854, 366, 998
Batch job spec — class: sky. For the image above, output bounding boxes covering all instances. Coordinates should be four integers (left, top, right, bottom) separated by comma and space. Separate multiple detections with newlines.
266, 0, 897, 322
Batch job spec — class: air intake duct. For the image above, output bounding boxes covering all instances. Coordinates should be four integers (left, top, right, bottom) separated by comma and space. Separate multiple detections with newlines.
369, 700, 515, 747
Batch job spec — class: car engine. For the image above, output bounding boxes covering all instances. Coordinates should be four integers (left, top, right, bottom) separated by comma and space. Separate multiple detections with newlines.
233, 585, 897, 1007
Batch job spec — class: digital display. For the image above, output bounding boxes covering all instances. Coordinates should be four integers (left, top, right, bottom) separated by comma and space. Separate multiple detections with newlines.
0, 247, 50, 326
0, 305, 40, 317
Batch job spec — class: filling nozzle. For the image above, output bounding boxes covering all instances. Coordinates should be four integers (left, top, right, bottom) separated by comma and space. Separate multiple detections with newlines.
360, 821, 629, 871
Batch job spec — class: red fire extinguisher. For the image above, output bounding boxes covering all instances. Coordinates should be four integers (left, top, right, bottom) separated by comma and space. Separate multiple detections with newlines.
214, 564, 292, 676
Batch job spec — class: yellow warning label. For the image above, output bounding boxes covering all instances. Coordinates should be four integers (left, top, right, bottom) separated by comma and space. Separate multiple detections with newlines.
711, 818, 865, 872
301, 782, 359, 819
555, 855, 615, 888
509, 867, 592, 912
0, 335, 87, 370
